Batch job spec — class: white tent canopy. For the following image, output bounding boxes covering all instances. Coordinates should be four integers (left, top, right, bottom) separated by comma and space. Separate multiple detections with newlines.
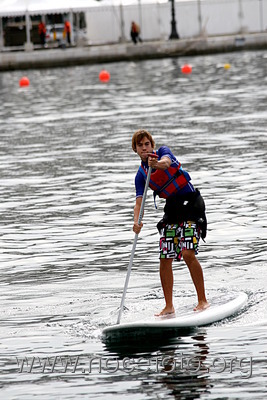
0, 0, 101, 17
0, 0, 177, 50
99, 0, 167, 5
0, 0, 170, 17
0, 0, 103, 50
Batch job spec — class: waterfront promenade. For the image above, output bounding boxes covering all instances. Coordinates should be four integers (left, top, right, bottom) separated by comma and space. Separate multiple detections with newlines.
0, 32, 267, 71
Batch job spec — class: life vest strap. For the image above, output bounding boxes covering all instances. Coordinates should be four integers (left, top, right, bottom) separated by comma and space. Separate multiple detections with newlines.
154, 168, 182, 196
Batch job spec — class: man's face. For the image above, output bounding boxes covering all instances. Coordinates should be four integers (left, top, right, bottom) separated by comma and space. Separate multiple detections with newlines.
136, 136, 153, 161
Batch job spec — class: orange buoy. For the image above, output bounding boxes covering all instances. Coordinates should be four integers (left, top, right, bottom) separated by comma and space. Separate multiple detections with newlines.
99, 70, 110, 83
181, 64, 192, 74
19, 76, 30, 87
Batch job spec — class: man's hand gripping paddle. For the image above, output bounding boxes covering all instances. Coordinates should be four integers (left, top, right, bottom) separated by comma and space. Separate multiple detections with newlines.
116, 153, 158, 324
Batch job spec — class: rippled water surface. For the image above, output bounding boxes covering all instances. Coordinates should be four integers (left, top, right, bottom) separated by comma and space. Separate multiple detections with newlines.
0, 50, 266, 399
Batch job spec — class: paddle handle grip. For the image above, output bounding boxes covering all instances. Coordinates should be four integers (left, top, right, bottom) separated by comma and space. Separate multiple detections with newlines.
147, 153, 158, 158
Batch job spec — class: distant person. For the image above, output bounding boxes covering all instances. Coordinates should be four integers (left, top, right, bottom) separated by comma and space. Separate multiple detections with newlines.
38, 21, 46, 47
130, 21, 142, 44
64, 21, 71, 45
52, 26, 57, 42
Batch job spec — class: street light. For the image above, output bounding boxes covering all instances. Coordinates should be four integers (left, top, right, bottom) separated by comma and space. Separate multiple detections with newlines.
169, 0, 179, 39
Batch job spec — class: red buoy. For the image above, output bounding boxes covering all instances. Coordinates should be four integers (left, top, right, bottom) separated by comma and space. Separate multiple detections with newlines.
19, 76, 30, 87
99, 70, 110, 83
181, 64, 192, 74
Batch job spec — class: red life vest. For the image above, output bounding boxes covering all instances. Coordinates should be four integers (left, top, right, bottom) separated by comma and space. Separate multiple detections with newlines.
139, 162, 190, 199
38, 22, 46, 35
131, 22, 138, 33
65, 21, 71, 33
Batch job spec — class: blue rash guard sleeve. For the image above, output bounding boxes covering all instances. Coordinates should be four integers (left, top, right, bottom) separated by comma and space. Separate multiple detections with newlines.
135, 169, 146, 198
157, 146, 174, 162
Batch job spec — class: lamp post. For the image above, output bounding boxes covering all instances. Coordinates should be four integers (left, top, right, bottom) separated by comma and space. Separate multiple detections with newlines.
169, 0, 179, 39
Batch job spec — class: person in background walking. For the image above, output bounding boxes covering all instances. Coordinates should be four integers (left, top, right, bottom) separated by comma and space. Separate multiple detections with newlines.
130, 21, 142, 44
64, 21, 71, 45
38, 21, 46, 47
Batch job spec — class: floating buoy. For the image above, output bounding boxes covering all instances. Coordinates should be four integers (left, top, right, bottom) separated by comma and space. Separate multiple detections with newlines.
181, 64, 192, 74
19, 76, 30, 87
99, 70, 110, 83
224, 63, 231, 70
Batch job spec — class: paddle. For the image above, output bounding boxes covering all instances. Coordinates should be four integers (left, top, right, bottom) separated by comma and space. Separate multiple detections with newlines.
116, 154, 157, 325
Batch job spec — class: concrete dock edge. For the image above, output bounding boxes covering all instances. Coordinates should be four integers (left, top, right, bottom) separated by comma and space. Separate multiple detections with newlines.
0, 32, 267, 71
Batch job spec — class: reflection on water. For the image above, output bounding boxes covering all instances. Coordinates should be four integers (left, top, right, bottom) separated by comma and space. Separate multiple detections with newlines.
105, 330, 212, 399
0, 50, 267, 398
156, 332, 211, 400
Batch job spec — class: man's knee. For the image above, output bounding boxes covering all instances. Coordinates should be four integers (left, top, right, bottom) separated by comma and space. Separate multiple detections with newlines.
182, 249, 196, 264
160, 258, 173, 268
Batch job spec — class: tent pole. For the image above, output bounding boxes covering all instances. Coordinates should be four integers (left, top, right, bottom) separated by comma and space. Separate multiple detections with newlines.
0, 17, 3, 50
119, 3, 126, 43
24, 10, 33, 51
69, 11, 74, 45
138, 0, 142, 34
197, 0, 203, 36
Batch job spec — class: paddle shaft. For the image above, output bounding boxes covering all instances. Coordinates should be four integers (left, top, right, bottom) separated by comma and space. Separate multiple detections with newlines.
117, 166, 152, 325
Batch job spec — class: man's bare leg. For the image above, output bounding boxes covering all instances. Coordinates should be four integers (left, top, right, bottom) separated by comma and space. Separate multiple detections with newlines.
182, 249, 209, 311
155, 258, 175, 316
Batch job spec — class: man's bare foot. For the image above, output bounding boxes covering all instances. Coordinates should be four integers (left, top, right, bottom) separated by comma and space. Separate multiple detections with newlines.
155, 306, 175, 317
194, 301, 210, 312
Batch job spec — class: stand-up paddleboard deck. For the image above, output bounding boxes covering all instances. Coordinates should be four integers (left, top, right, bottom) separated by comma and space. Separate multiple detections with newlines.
102, 292, 247, 342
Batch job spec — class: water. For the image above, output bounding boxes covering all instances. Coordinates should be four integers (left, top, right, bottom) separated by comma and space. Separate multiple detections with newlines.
0, 50, 266, 399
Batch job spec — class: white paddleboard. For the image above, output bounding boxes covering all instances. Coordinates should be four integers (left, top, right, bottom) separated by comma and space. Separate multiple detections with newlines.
102, 292, 247, 342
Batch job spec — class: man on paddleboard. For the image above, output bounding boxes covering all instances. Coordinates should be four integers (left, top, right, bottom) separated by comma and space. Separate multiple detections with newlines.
132, 129, 209, 316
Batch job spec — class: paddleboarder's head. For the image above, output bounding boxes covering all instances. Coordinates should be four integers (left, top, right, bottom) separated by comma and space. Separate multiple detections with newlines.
132, 129, 155, 161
